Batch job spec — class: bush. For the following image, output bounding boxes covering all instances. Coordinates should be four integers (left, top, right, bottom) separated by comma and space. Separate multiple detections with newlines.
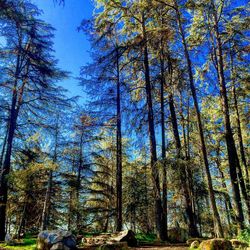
238, 227, 250, 244
135, 233, 157, 243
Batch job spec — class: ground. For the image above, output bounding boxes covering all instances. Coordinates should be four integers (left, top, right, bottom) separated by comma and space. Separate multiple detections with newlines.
133, 247, 188, 250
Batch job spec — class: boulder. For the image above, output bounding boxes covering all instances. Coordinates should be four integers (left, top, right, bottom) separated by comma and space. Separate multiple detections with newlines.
110, 230, 137, 247
5, 233, 15, 245
50, 242, 70, 250
199, 238, 233, 250
168, 228, 188, 243
187, 238, 204, 246
190, 240, 200, 249
81, 231, 137, 248
37, 230, 76, 250
230, 239, 248, 249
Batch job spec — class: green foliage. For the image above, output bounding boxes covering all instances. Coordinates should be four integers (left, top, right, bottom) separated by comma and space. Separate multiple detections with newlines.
0, 238, 36, 250
135, 233, 157, 244
238, 227, 250, 244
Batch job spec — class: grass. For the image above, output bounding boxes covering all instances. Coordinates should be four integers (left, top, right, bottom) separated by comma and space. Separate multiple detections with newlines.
135, 233, 157, 244
0, 238, 37, 250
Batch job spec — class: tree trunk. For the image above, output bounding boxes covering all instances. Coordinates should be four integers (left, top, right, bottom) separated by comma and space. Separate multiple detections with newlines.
168, 91, 199, 237
76, 130, 84, 232
0, 124, 8, 170
232, 84, 249, 187
41, 118, 59, 230
142, 13, 167, 241
0, 50, 22, 240
215, 143, 236, 228
41, 170, 53, 230
160, 48, 168, 238
174, 0, 224, 237
166, 58, 198, 236
211, 0, 245, 229
230, 50, 250, 217
116, 46, 123, 232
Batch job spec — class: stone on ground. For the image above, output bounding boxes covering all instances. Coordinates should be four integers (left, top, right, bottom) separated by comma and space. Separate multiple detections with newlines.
230, 239, 248, 249
110, 230, 137, 247
199, 238, 233, 250
190, 240, 200, 249
37, 230, 76, 250
186, 238, 204, 246
82, 230, 137, 248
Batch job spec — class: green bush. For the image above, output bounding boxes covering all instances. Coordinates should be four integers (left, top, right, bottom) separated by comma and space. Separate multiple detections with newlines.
135, 233, 157, 243
238, 227, 250, 244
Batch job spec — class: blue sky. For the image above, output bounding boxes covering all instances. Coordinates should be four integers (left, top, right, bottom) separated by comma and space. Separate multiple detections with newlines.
33, 0, 94, 102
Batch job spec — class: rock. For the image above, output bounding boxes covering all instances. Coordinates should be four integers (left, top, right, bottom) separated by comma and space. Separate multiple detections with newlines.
98, 242, 128, 250
187, 238, 204, 246
190, 240, 200, 249
82, 231, 137, 248
50, 242, 70, 250
4, 233, 16, 246
110, 230, 137, 247
168, 228, 188, 243
230, 239, 248, 249
199, 238, 233, 250
37, 230, 76, 250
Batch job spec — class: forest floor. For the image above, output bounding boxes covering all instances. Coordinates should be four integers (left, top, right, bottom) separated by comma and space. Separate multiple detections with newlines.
132, 246, 188, 250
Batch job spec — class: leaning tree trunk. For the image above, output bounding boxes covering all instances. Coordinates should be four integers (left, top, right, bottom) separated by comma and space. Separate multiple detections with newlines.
166, 57, 198, 237
211, 0, 246, 229
168, 91, 199, 237
230, 49, 250, 210
0, 51, 24, 240
142, 13, 167, 241
174, 0, 224, 238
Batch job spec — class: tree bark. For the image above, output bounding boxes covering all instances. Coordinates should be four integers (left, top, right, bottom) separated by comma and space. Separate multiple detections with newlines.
160, 50, 168, 238
116, 46, 123, 232
0, 49, 23, 240
142, 13, 167, 241
166, 58, 198, 236
174, 0, 224, 237
211, 0, 245, 229
41, 118, 59, 230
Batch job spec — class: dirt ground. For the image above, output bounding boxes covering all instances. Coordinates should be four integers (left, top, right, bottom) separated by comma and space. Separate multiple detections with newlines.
132, 245, 188, 250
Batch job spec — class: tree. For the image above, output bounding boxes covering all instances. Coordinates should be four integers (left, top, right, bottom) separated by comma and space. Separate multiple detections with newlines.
0, 1, 67, 239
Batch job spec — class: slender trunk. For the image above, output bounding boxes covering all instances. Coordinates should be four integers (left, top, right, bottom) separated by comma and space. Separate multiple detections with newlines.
68, 189, 73, 231
230, 49, 250, 214
103, 213, 109, 232
0, 50, 22, 240
174, 0, 224, 237
116, 46, 123, 232
232, 84, 249, 186
76, 131, 84, 232
211, 1, 245, 229
166, 58, 198, 236
215, 144, 236, 228
0, 124, 8, 170
142, 13, 167, 240
180, 93, 196, 220
41, 119, 59, 230
168, 92, 199, 237
160, 48, 168, 238
17, 203, 27, 239
41, 170, 53, 230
